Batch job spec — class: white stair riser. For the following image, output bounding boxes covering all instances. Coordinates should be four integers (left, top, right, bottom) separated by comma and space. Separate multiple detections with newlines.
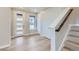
69, 31, 79, 37
71, 26, 79, 31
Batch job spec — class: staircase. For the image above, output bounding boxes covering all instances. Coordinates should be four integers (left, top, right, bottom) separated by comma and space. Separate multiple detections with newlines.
62, 26, 79, 51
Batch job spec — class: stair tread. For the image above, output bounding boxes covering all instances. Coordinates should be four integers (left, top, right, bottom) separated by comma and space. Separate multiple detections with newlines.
68, 34, 79, 38
69, 31, 79, 37
62, 47, 71, 51
67, 40, 79, 45
64, 41, 79, 50
65, 40, 79, 47
67, 36, 79, 44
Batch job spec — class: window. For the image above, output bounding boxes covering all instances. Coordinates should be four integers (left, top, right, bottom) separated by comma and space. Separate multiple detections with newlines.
29, 16, 37, 31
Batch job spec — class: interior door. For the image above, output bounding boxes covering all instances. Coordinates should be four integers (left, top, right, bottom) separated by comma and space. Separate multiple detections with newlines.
16, 13, 24, 36
29, 16, 37, 32
12, 10, 25, 36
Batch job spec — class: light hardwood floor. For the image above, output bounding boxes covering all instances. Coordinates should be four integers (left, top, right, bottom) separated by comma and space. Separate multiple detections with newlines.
0, 35, 50, 51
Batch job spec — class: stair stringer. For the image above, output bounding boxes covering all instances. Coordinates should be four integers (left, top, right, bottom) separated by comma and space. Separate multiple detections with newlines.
58, 24, 72, 51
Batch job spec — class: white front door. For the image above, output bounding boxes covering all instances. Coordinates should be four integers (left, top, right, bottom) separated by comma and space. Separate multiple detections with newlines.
12, 10, 25, 36
16, 13, 24, 35
29, 16, 37, 32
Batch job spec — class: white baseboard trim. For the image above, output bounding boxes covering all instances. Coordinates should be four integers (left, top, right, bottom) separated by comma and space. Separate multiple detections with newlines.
0, 43, 10, 49
40, 34, 50, 39
0, 38, 11, 49
11, 32, 40, 39
58, 25, 72, 51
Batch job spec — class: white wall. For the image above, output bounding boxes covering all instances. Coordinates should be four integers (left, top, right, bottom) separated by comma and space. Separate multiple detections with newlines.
0, 7, 11, 48
68, 8, 79, 25
37, 7, 66, 37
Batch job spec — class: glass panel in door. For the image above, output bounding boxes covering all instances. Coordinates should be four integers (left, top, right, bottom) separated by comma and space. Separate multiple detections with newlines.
29, 16, 37, 32
16, 13, 24, 35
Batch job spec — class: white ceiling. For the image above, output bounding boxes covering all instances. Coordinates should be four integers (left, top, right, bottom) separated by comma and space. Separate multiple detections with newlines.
24, 7, 48, 13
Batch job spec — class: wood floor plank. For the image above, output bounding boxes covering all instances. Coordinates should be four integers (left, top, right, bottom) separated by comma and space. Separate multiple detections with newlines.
0, 35, 50, 51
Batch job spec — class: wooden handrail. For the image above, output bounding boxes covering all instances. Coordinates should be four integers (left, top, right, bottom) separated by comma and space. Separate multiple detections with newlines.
55, 9, 73, 32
